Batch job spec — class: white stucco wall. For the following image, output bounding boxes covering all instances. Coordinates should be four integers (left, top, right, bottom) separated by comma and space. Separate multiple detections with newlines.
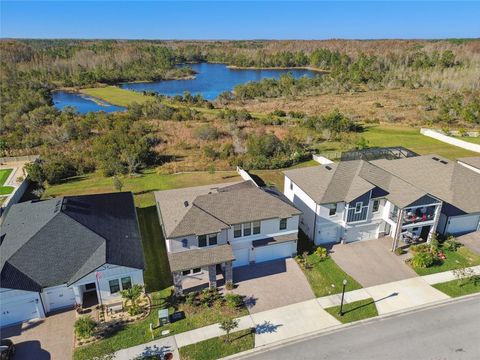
284, 176, 317, 239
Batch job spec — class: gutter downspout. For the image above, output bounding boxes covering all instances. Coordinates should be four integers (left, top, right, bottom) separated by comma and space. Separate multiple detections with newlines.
312, 203, 318, 244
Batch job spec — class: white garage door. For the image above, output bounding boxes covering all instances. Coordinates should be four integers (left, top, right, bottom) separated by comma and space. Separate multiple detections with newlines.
255, 242, 294, 264
0, 296, 41, 327
447, 215, 480, 235
315, 226, 338, 245
345, 224, 379, 243
233, 248, 250, 268
43, 286, 76, 312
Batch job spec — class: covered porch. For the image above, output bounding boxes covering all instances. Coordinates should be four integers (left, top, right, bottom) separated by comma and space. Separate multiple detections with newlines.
168, 244, 236, 296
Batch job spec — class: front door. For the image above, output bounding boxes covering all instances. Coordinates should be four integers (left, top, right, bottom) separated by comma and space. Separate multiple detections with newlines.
420, 226, 431, 241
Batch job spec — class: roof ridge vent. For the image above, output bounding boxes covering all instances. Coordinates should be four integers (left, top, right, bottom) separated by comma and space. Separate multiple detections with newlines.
432, 156, 440, 161
440, 160, 448, 164
325, 165, 332, 170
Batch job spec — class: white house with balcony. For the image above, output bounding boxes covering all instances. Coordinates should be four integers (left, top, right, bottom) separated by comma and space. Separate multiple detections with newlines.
155, 181, 301, 295
284, 154, 480, 250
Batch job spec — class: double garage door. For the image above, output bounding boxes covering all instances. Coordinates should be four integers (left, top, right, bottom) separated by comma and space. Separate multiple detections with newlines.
233, 241, 295, 267
0, 294, 42, 327
446, 214, 480, 235
345, 224, 379, 243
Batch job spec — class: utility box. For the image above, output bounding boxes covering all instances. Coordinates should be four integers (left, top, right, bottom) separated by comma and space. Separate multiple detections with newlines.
158, 309, 170, 327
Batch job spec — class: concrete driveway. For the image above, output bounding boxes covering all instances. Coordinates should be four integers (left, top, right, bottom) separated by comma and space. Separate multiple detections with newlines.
458, 231, 480, 255
1, 309, 75, 360
232, 258, 315, 314
331, 237, 417, 287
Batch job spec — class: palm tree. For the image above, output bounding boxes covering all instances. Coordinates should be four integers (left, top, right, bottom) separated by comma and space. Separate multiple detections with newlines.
120, 284, 144, 315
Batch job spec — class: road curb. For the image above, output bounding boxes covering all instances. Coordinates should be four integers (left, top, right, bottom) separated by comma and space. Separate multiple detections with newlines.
221, 292, 480, 359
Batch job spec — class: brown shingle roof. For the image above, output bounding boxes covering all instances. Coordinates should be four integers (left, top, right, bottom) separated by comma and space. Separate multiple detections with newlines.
168, 244, 235, 272
155, 181, 301, 238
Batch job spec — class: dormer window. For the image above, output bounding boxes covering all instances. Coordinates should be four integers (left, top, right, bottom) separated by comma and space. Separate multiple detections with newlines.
279, 218, 288, 230
372, 199, 380, 213
198, 235, 207, 247
181, 239, 188, 248
328, 203, 337, 216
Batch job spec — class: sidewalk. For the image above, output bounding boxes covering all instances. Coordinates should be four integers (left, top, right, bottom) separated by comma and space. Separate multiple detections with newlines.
113, 265, 480, 358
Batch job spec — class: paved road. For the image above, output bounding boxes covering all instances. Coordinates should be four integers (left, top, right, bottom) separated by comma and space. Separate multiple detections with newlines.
241, 296, 480, 360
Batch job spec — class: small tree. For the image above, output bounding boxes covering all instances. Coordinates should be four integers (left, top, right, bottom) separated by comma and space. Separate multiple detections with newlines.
113, 175, 124, 192
120, 284, 144, 316
219, 317, 239, 343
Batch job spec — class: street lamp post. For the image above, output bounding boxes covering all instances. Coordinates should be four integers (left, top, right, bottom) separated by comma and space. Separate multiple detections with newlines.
339, 279, 347, 316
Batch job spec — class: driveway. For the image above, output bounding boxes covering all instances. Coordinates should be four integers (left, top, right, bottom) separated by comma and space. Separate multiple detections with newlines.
458, 231, 480, 255
1, 309, 75, 360
232, 258, 315, 314
331, 237, 417, 287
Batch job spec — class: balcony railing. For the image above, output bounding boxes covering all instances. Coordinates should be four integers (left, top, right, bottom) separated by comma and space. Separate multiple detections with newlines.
402, 207, 436, 225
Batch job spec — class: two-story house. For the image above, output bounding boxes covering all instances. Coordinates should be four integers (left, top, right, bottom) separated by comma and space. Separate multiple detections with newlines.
284, 154, 480, 250
155, 181, 301, 295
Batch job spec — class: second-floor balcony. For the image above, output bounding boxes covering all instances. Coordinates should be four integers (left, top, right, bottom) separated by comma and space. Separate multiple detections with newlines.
402, 206, 436, 225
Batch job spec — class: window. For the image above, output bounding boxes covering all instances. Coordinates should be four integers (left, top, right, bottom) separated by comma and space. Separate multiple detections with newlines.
109, 279, 120, 294
198, 235, 207, 247
208, 234, 217, 246
182, 270, 190, 276
328, 204, 337, 216
355, 202, 362, 213
243, 223, 252, 236
85, 283, 96, 291
193, 268, 201, 273
121, 276, 132, 290
253, 221, 261, 234
279, 218, 288, 230
372, 199, 380, 213
234, 224, 242, 238
182, 239, 188, 248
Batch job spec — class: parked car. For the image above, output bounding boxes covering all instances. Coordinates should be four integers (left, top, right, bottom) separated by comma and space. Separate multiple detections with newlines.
0, 339, 15, 360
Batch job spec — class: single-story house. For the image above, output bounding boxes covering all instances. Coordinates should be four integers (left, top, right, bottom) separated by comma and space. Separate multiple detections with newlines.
0, 192, 145, 327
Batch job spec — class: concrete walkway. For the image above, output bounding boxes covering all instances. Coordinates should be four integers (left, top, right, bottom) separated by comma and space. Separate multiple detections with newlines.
114, 336, 179, 360
113, 266, 477, 358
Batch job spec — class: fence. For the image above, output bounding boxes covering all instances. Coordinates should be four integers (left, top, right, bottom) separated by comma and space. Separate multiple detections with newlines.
420, 128, 480, 153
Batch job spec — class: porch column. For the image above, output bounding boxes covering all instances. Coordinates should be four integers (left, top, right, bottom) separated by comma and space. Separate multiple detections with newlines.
72, 285, 82, 305
391, 208, 404, 251
224, 262, 233, 287
172, 271, 183, 296
427, 203, 442, 243
208, 265, 217, 289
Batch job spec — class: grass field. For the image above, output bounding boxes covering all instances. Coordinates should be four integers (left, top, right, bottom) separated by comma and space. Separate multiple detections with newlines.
179, 329, 255, 360
80, 86, 150, 107
0, 168, 14, 195
361, 125, 477, 159
325, 298, 378, 323
43, 169, 240, 208
433, 277, 480, 297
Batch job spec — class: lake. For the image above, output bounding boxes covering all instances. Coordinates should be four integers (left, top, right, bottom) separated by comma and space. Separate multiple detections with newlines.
52, 91, 125, 114
120, 63, 317, 100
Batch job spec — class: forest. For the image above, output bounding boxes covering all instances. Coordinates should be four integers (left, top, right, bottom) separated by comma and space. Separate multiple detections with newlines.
1, 39, 479, 189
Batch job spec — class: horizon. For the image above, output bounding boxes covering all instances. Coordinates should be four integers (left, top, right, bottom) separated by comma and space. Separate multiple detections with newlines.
1, 1, 479, 40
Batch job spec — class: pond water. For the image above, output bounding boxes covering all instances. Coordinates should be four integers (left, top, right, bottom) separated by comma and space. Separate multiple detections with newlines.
52, 91, 125, 114
120, 63, 317, 100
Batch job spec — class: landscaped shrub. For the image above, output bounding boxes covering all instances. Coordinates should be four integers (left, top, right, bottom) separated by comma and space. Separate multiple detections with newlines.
225, 281, 234, 290
225, 294, 243, 309
394, 247, 405, 256
410, 251, 435, 268
443, 237, 462, 252
429, 237, 440, 254
315, 246, 328, 260
75, 316, 97, 339
410, 243, 430, 254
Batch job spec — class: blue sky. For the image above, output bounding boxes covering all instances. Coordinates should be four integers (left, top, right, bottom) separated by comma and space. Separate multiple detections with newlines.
1, 1, 479, 39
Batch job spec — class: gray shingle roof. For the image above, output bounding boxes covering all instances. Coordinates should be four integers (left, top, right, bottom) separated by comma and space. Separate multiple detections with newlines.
155, 181, 301, 238
1, 192, 144, 292
167, 244, 235, 272
458, 156, 480, 170
286, 154, 480, 212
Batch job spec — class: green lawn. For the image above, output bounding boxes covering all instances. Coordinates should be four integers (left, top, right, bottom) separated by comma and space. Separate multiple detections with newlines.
433, 277, 480, 297
410, 247, 480, 276
43, 169, 240, 208
80, 86, 150, 107
74, 288, 249, 360
325, 298, 378, 324
362, 125, 477, 159
179, 329, 254, 360
137, 206, 171, 292
0, 168, 14, 195
296, 233, 362, 297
